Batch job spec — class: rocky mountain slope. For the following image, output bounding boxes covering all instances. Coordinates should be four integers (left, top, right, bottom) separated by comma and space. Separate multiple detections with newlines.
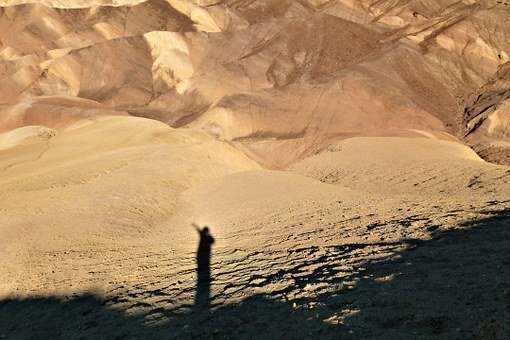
1, 0, 510, 165
1, 1, 510, 339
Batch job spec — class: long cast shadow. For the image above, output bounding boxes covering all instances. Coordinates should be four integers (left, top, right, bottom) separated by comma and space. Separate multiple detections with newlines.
332, 210, 510, 339
193, 224, 215, 310
1, 210, 509, 339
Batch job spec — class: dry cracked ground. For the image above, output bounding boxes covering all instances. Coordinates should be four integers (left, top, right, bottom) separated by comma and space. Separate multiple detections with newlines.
1, 1, 510, 339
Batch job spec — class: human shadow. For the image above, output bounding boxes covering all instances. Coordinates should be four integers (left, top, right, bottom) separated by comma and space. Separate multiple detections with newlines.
1, 209, 509, 339
193, 223, 215, 310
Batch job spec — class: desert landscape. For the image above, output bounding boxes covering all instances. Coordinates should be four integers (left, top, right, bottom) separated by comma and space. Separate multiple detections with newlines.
1, 0, 510, 339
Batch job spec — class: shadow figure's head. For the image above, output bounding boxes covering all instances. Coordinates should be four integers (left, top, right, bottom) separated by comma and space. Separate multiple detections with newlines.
203, 227, 210, 234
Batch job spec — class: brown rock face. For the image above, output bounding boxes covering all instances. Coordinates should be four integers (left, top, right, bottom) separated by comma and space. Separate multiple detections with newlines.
1, 0, 509, 166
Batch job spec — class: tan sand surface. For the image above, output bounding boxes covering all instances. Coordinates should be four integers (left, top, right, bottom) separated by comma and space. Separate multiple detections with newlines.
1, 1, 510, 339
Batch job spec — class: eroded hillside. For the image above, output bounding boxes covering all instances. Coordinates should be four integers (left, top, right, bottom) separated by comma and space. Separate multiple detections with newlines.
1, 0, 510, 166
1, 1, 510, 339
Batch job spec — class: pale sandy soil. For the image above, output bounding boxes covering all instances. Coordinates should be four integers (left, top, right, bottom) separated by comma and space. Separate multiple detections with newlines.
1, 1, 510, 339
1, 118, 509, 338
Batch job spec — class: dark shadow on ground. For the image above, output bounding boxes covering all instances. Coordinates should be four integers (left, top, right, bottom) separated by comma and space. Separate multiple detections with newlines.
329, 210, 510, 339
1, 210, 509, 339
194, 225, 215, 309
0, 293, 333, 340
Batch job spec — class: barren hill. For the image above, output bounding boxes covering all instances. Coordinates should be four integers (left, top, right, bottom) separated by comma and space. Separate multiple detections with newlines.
1, 1, 510, 339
